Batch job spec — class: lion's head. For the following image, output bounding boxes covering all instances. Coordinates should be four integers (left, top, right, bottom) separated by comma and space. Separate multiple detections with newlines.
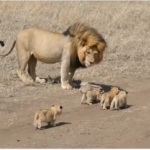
64, 22, 106, 68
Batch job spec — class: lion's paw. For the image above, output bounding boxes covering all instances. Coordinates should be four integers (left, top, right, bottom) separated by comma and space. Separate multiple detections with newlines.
61, 83, 73, 90
24, 79, 34, 86
110, 107, 115, 111
35, 77, 46, 84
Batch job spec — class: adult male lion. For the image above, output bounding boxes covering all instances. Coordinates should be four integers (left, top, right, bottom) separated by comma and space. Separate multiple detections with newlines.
0, 23, 106, 89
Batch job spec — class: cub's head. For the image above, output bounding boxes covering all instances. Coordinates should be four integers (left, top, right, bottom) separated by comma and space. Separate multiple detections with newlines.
51, 104, 63, 115
79, 84, 92, 94
119, 90, 128, 96
110, 87, 120, 95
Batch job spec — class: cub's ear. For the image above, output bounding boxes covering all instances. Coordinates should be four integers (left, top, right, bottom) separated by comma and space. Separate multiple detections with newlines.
118, 89, 121, 92
60, 106, 63, 109
52, 104, 55, 107
126, 91, 128, 94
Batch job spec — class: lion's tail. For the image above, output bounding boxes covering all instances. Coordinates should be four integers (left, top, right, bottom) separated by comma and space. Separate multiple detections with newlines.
33, 112, 39, 128
0, 41, 5, 47
0, 40, 16, 57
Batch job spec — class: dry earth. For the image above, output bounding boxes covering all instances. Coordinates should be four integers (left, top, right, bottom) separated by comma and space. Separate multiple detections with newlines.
0, 1, 150, 148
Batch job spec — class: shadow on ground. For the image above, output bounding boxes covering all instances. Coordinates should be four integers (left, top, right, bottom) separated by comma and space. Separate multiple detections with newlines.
89, 82, 128, 93
40, 122, 71, 130
40, 76, 129, 93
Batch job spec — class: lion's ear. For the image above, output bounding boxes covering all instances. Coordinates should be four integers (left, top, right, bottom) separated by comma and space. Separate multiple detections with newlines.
97, 42, 106, 52
81, 38, 87, 47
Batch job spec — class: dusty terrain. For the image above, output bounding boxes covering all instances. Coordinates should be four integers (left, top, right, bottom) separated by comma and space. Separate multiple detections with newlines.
0, 1, 150, 148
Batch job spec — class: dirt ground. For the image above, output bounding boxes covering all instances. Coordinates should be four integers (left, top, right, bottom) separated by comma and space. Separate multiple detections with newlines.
1, 1, 150, 148
1, 77, 150, 148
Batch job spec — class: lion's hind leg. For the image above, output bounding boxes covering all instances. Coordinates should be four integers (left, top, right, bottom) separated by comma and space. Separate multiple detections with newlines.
16, 48, 33, 85
28, 55, 37, 81
27, 55, 46, 84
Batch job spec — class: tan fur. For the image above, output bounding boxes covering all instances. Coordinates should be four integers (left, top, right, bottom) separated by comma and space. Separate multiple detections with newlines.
100, 87, 120, 110
110, 91, 128, 110
0, 23, 106, 89
79, 84, 104, 105
33, 105, 63, 129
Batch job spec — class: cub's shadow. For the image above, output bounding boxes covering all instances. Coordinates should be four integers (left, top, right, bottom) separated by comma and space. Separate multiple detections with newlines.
40, 122, 71, 130
88, 82, 128, 93
120, 104, 133, 109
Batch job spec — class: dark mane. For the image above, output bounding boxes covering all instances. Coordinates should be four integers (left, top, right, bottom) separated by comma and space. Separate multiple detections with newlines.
63, 22, 106, 47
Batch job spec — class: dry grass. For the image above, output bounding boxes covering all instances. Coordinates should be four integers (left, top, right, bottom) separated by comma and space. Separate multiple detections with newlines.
0, 1, 150, 83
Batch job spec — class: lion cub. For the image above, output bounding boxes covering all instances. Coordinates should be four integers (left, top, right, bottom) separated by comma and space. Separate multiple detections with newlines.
110, 90, 128, 110
100, 87, 120, 110
79, 84, 104, 105
47, 76, 61, 84
33, 105, 63, 129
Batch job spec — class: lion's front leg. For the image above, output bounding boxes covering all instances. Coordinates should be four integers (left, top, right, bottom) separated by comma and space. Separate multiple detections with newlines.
69, 68, 76, 88
61, 51, 73, 90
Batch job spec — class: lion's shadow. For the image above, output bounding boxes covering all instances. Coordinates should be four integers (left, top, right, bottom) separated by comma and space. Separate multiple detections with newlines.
45, 76, 82, 88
